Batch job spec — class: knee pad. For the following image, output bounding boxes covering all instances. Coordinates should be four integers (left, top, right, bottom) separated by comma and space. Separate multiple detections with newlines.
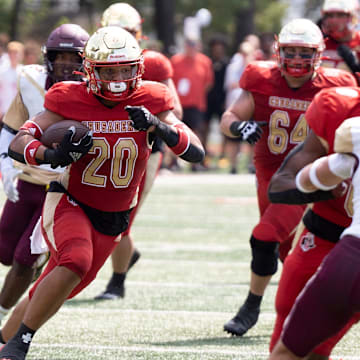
250, 235, 279, 276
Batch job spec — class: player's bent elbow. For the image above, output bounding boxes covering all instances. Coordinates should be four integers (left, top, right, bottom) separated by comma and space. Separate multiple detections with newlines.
180, 145, 205, 163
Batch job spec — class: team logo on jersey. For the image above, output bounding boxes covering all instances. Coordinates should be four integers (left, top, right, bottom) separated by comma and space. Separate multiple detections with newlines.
300, 232, 316, 252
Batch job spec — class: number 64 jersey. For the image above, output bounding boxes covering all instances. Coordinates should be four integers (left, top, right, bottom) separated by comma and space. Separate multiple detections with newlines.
44, 80, 173, 213
240, 61, 356, 181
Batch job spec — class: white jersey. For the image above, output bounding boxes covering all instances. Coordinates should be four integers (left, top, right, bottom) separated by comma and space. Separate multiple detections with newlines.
2, 64, 63, 185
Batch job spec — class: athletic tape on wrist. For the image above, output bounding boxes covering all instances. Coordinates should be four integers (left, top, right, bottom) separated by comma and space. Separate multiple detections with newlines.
309, 158, 337, 191
20, 120, 43, 139
24, 140, 42, 166
170, 123, 190, 156
295, 168, 315, 193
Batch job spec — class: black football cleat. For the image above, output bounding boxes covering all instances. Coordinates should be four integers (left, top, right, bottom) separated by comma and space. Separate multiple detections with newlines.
223, 304, 260, 336
94, 284, 125, 300
94, 249, 141, 301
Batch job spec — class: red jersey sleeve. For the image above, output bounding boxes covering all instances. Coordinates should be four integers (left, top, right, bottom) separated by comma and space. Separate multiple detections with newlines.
143, 50, 173, 82
305, 87, 351, 151
44, 82, 71, 116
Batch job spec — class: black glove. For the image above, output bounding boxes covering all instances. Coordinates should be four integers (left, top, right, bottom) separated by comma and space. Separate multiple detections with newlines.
230, 120, 266, 145
337, 44, 360, 73
44, 126, 93, 169
125, 105, 160, 131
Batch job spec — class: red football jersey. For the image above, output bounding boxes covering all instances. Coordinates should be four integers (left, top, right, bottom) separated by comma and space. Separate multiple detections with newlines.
143, 49, 173, 82
305, 86, 360, 227
240, 61, 357, 180
44, 81, 173, 212
322, 31, 360, 71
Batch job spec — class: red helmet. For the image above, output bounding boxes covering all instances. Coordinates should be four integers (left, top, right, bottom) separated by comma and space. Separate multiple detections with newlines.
275, 19, 325, 78
43, 24, 89, 84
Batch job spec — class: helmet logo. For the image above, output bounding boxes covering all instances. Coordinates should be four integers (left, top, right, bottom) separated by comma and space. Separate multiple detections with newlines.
59, 42, 74, 47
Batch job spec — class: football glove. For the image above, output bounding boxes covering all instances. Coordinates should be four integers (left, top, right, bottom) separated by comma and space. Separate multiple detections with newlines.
44, 126, 93, 169
125, 105, 160, 131
0, 156, 22, 202
230, 120, 267, 145
337, 44, 360, 73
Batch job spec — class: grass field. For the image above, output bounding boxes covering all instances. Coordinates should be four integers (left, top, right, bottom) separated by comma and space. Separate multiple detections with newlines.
0, 172, 359, 359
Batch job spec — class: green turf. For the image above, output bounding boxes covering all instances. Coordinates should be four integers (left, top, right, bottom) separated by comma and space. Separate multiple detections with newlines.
0, 174, 358, 359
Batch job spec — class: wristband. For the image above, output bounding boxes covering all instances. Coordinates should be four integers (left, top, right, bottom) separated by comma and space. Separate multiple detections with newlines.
24, 140, 42, 166
20, 120, 43, 139
170, 124, 190, 156
309, 158, 337, 191
295, 169, 314, 193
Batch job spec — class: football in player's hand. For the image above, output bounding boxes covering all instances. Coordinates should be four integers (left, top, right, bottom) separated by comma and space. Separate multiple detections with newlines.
40, 120, 90, 148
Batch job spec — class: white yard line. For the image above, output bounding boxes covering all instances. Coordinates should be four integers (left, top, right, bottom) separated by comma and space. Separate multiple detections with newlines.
30, 342, 360, 359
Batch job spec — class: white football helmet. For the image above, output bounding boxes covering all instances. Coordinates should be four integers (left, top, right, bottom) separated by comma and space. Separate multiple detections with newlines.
321, 0, 358, 40
275, 18, 325, 77
100, 3, 143, 41
83, 26, 144, 101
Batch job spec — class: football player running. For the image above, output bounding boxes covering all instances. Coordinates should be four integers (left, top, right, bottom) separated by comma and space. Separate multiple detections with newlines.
268, 101, 360, 359
220, 18, 356, 338
320, 0, 360, 74
0, 26, 203, 360
94, 2, 183, 301
0, 24, 89, 327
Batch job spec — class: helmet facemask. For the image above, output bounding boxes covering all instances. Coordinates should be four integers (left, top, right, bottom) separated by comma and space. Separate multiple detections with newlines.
321, 12, 355, 41
84, 58, 144, 101
278, 46, 319, 77
45, 50, 84, 83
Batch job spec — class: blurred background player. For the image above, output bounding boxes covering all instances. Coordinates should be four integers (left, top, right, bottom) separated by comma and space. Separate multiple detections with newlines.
171, 36, 214, 172
320, 0, 360, 74
220, 18, 356, 337
0, 23, 89, 326
268, 113, 360, 360
0, 41, 24, 124
94, 2, 183, 300
203, 35, 228, 168
0, 26, 204, 360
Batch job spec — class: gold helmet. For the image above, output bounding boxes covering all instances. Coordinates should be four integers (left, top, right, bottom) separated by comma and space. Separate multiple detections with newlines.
321, 0, 358, 40
274, 18, 325, 77
83, 26, 144, 101
100, 3, 143, 41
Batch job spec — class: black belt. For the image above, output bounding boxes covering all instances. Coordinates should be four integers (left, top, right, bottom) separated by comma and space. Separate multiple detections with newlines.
47, 181, 131, 236
303, 209, 346, 243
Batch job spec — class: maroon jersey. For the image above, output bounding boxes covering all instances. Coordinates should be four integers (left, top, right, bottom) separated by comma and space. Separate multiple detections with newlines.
240, 61, 356, 180
143, 49, 173, 82
44, 81, 173, 212
322, 32, 360, 71
305, 86, 360, 227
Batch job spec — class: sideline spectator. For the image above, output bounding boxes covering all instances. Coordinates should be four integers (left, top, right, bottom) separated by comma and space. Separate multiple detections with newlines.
204, 35, 229, 167
0, 41, 24, 123
171, 36, 214, 171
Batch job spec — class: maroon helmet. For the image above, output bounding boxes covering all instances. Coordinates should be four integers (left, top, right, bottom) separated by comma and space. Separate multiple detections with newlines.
43, 23, 89, 86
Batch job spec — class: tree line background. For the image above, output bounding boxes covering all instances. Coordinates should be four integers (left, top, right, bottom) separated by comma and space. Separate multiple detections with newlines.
0, 0, 324, 55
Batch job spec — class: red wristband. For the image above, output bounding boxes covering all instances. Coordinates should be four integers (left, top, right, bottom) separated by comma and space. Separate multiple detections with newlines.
24, 140, 42, 165
170, 123, 190, 156
20, 120, 43, 139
